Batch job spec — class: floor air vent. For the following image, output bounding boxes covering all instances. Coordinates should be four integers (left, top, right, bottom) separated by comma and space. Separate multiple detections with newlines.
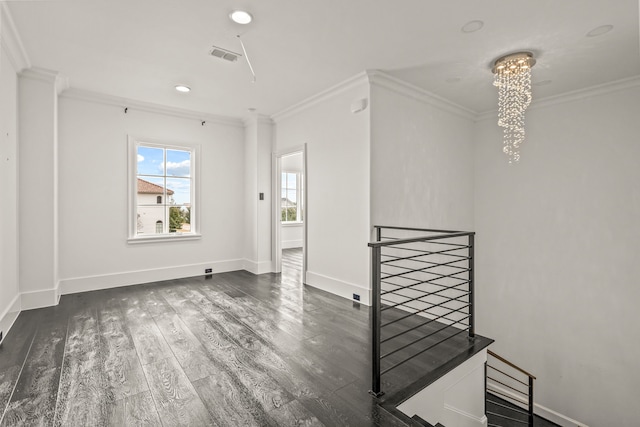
209, 46, 241, 62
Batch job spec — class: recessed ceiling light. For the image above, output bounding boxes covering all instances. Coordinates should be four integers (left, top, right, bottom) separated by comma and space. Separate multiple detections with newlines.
461, 20, 484, 33
230, 10, 253, 24
586, 24, 613, 37
533, 80, 552, 86
175, 85, 191, 93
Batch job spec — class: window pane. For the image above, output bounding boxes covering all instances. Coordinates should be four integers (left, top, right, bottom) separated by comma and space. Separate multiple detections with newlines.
169, 206, 189, 233
136, 206, 165, 234
132, 141, 196, 238
281, 171, 301, 222
287, 173, 296, 189
178, 206, 191, 232
166, 149, 191, 177
137, 146, 164, 176
288, 207, 297, 221
286, 189, 296, 205
137, 176, 165, 206
166, 177, 191, 207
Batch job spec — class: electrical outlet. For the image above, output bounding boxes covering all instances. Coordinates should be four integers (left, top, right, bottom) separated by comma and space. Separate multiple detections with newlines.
353, 293, 360, 301
205, 268, 213, 274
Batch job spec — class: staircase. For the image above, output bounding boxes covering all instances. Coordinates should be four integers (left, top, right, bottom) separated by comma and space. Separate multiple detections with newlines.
367, 226, 538, 427
412, 415, 445, 427
486, 350, 536, 427
367, 226, 491, 426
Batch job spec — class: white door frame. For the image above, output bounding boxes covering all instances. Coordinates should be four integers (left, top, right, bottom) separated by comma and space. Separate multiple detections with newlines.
272, 144, 307, 282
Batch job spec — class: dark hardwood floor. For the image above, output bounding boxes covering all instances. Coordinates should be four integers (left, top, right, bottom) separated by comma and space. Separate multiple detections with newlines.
281, 248, 303, 282
0, 249, 487, 426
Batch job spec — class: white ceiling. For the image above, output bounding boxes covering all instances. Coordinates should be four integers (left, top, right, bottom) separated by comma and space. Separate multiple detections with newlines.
6, 0, 640, 119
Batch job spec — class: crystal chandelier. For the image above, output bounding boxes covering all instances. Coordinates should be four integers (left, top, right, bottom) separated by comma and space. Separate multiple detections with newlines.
492, 52, 536, 163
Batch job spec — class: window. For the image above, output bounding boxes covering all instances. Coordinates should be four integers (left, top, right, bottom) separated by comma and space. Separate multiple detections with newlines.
281, 171, 303, 223
129, 137, 199, 242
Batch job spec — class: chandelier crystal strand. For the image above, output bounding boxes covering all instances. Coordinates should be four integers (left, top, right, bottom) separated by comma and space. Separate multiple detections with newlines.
492, 53, 535, 163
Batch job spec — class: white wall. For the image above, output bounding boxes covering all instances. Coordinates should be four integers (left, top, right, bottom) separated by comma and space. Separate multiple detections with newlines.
243, 115, 273, 274
273, 76, 371, 303
257, 118, 273, 270
57, 94, 245, 293
369, 74, 476, 231
0, 32, 20, 336
474, 82, 640, 427
243, 118, 258, 265
18, 68, 60, 309
281, 224, 303, 249
281, 151, 303, 173
398, 350, 488, 427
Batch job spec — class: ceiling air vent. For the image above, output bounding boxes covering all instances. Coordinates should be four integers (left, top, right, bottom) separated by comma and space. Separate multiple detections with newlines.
209, 46, 241, 62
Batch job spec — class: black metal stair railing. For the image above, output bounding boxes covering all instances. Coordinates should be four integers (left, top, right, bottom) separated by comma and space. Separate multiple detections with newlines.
486, 350, 536, 427
369, 226, 476, 397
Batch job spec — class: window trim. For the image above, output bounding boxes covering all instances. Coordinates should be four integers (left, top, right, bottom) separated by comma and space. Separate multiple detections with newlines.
127, 136, 201, 243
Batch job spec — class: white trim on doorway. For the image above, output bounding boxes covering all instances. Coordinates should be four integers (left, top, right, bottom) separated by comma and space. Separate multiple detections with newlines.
272, 145, 307, 282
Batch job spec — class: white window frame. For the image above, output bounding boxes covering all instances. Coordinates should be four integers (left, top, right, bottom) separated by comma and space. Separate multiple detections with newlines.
127, 136, 201, 243
281, 170, 303, 225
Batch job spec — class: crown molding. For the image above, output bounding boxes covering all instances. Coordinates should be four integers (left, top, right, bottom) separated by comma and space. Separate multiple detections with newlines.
60, 87, 244, 128
366, 70, 478, 121
271, 71, 370, 123
531, 75, 640, 111
476, 74, 640, 121
55, 74, 70, 95
1, 2, 31, 72
20, 67, 58, 82
19, 66, 64, 90
19, 67, 70, 95
256, 114, 274, 126
243, 113, 274, 128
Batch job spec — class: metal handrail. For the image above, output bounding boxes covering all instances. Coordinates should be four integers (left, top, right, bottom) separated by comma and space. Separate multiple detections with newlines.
380, 269, 469, 295
380, 288, 470, 315
486, 350, 535, 427
487, 350, 536, 380
382, 256, 470, 272
381, 235, 470, 248
369, 226, 475, 398
369, 231, 475, 248
374, 225, 464, 234
381, 305, 471, 345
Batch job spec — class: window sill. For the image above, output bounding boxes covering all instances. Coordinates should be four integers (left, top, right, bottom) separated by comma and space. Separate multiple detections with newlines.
281, 222, 304, 227
127, 233, 202, 244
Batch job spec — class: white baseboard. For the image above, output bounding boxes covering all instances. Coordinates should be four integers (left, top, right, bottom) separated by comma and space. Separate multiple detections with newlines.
21, 286, 59, 310
443, 404, 487, 427
60, 259, 244, 295
242, 259, 273, 275
487, 384, 589, 427
305, 270, 370, 305
282, 239, 303, 249
534, 403, 589, 427
0, 294, 21, 343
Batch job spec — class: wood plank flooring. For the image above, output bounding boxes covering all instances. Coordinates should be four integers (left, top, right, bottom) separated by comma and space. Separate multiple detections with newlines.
0, 248, 487, 426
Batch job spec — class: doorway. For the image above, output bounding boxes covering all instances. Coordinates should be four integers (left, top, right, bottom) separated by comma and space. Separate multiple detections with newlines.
273, 145, 306, 284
